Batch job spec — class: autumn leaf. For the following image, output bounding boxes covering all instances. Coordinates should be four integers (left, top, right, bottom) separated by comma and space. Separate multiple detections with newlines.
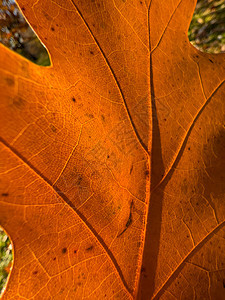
0, 0, 225, 299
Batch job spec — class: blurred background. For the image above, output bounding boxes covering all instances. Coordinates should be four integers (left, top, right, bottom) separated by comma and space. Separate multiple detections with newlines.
0, 0, 50, 65
0, 0, 224, 294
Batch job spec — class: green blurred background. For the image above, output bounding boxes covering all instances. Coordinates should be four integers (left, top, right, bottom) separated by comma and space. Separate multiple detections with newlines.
0, 0, 224, 294
0, 229, 12, 293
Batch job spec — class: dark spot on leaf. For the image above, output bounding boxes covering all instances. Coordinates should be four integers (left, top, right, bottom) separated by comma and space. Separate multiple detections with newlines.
86, 245, 94, 251
5, 77, 15, 86
117, 201, 133, 237
21, 7, 25, 11
188, 147, 190, 150
50, 124, 57, 132
107, 155, 110, 159
2, 193, 9, 197
62, 247, 67, 254
72, 97, 76, 102
76, 176, 82, 185
53, 257, 56, 261
223, 279, 225, 288
145, 170, 149, 176
130, 165, 133, 174
51, 27, 55, 31
101, 115, 105, 121
74, 250, 77, 254
13, 97, 25, 109
90, 51, 94, 55
125, 215, 132, 228
140, 1, 143, 4
209, 59, 214, 63
33, 270, 38, 275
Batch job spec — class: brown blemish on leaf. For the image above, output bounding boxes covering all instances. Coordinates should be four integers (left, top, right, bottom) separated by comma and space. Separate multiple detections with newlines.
86, 245, 94, 251
13, 97, 25, 109
32, 271, 38, 275
85, 113, 94, 119
1, 193, 9, 197
43, 11, 51, 20
130, 165, 133, 174
5, 77, 15, 86
76, 175, 82, 185
62, 247, 67, 254
117, 200, 133, 237
50, 124, 57, 132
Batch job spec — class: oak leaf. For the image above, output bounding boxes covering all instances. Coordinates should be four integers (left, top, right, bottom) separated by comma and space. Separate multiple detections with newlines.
0, 0, 225, 299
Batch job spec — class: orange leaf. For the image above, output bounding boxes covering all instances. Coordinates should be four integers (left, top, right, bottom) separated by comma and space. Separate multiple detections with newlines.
0, 0, 224, 299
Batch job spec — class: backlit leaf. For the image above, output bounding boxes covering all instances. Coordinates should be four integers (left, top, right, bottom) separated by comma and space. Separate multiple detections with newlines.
0, 0, 224, 299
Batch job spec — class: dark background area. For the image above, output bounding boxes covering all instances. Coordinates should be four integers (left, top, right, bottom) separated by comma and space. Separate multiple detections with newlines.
0, 0, 224, 294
